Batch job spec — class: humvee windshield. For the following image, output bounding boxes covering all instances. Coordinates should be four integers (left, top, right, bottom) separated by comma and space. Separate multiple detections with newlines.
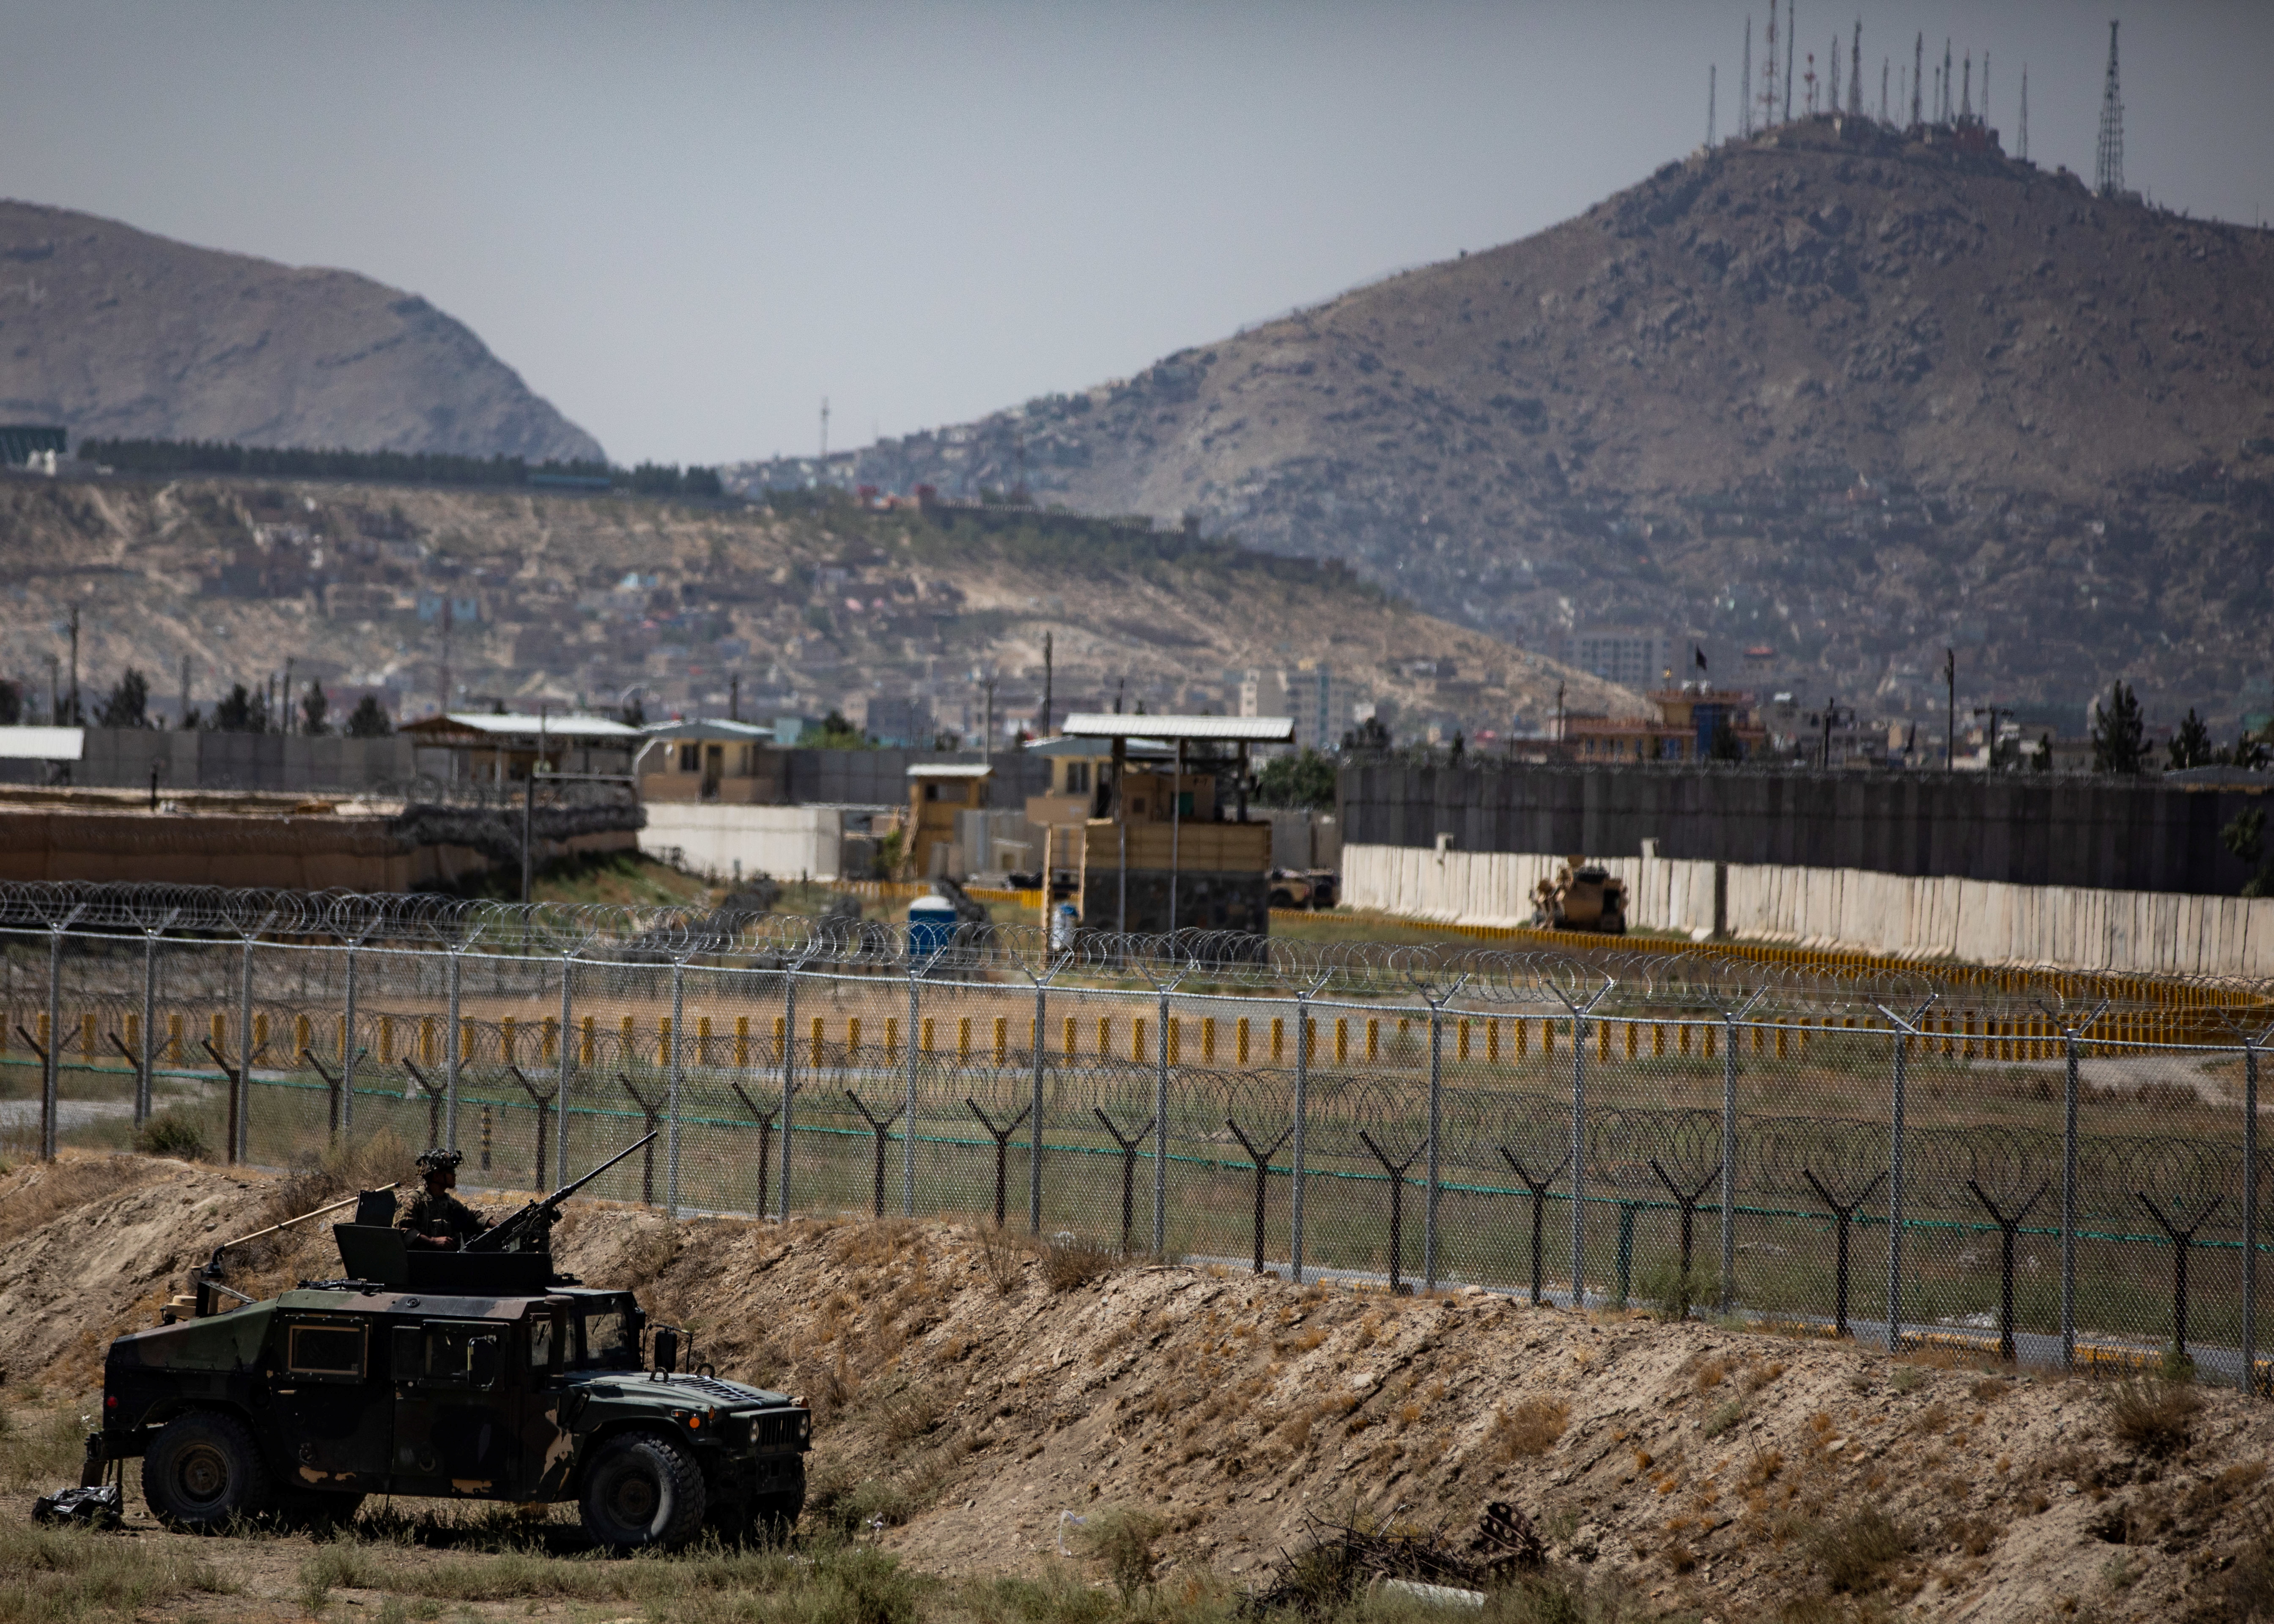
573, 1309, 639, 1370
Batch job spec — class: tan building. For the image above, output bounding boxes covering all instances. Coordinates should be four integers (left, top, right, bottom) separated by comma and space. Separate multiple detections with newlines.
905, 762, 992, 878
1562, 685, 1768, 764
400, 713, 642, 782
636, 720, 777, 803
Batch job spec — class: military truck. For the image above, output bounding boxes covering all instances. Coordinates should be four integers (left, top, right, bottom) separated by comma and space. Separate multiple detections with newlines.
83, 1138, 809, 1552
1531, 857, 1628, 934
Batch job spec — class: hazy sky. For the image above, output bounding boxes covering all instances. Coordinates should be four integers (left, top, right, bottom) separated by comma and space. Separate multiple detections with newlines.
2, 2, 2267, 466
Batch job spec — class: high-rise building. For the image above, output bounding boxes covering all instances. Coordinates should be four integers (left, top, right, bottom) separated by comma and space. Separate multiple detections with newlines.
1562, 628, 1676, 693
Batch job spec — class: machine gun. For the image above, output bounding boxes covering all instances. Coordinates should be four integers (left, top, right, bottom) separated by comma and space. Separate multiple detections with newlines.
465, 1131, 658, 1255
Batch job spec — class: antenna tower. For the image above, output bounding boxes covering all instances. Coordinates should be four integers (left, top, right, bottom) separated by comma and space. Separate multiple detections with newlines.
1961, 53, 1971, 120
1880, 56, 1889, 123
1941, 39, 1952, 122
1911, 33, 1923, 126
1740, 16, 1753, 137
1983, 54, 1989, 126
1762, 5, 1778, 126
1849, 21, 1862, 116
2019, 64, 2029, 159
1783, 0, 1795, 122
1708, 63, 1717, 146
2095, 21, 2125, 197
819, 396, 830, 460
1827, 41, 1838, 113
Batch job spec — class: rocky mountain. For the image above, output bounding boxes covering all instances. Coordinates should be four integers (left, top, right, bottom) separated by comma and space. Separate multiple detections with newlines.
0, 200, 601, 462
755, 117, 2274, 734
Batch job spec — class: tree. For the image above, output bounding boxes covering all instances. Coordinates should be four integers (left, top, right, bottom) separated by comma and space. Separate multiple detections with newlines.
208, 683, 265, 733
1341, 715, 1392, 753
2167, 708, 2215, 770
343, 694, 394, 738
811, 709, 873, 749
2033, 731, 2054, 772
2223, 806, 2274, 898
95, 668, 150, 728
1256, 748, 1337, 811
1708, 717, 1745, 761
299, 680, 330, 736
2090, 680, 2147, 775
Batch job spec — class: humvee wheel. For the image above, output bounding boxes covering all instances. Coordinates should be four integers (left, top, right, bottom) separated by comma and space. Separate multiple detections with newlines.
581, 1432, 706, 1553
277, 1489, 366, 1531
143, 1411, 274, 1531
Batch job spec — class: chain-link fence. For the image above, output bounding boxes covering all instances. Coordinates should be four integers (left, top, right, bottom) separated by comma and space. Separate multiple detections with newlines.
3, 881, 2269, 1393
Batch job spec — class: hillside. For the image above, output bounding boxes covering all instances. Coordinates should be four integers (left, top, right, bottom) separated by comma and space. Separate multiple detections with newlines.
9, 1152, 2274, 1624
0, 477, 1638, 735
780, 118, 2274, 732
0, 200, 601, 462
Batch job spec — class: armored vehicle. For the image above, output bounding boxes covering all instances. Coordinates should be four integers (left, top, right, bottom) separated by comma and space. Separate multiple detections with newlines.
1531, 857, 1627, 935
83, 1137, 809, 1552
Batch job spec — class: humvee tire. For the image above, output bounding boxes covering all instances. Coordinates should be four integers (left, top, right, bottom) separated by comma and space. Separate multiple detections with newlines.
581, 1431, 707, 1552
277, 1489, 366, 1531
143, 1411, 274, 1531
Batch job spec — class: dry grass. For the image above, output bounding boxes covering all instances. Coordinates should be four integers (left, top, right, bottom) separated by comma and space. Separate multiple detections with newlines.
0, 1518, 237, 1622
2103, 1375, 2205, 1458
1808, 1506, 1914, 1593
0, 1153, 155, 1246
1041, 1234, 1122, 1294
0, 1394, 91, 1493
1487, 1396, 1569, 1460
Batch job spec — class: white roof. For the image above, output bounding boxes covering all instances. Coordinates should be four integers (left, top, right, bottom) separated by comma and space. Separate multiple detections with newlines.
0, 726, 84, 761
1061, 713, 1295, 743
641, 719, 774, 743
433, 712, 641, 739
907, 762, 993, 780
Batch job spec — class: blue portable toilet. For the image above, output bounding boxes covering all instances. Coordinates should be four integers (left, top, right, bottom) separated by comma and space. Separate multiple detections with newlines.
908, 894, 958, 958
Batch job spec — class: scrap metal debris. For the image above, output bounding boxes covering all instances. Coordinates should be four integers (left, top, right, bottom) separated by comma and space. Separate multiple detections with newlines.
1243, 1501, 1545, 1614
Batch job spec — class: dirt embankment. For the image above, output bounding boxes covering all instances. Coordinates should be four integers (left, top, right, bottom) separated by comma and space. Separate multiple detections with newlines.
10, 1150, 2274, 1622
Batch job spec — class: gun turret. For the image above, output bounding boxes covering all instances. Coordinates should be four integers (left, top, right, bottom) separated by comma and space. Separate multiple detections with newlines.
464, 1132, 658, 1255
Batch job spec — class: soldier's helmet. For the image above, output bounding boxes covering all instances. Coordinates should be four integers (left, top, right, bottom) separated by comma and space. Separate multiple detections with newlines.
414, 1148, 464, 1176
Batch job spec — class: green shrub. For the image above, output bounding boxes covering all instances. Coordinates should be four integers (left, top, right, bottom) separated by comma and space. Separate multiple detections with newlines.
134, 1106, 208, 1161
1635, 1258, 1720, 1323
1080, 1507, 1167, 1601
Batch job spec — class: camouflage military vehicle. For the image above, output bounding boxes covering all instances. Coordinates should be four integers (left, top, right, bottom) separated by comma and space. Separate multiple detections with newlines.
84, 1136, 809, 1552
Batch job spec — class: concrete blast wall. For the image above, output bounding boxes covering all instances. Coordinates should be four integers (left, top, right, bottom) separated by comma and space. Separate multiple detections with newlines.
640, 803, 850, 882
1342, 842, 2274, 979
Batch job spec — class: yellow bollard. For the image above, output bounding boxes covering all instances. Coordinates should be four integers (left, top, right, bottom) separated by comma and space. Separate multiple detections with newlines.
253, 1012, 269, 1059
168, 1012, 184, 1063
1775, 1026, 1788, 1060
1544, 1020, 1557, 1058
1064, 1015, 1078, 1058
811, 1015, 825, 1068
1680, 1024, 1692, 1058
886, 1017, 899, 1061
922, 1016, 935, 1054
421, 1017, 437, 1067
295, 1013, 311, 1063
847, 1016, 861, 1057
1097, 1015, 1111, 1056
1366, 1018, 1379, 1062
959, 1016, 972, 1061
659, 1016, 673, 1067
697, 1016, 712, 1065
735, 1015, 749, 1067
1273, 1016, 1285, 1063
544, 1016, 559, 1063
1517, 1019, 1529, 1060
1654, 1024, 1665, 1058
1132, 1017, 1146, 1062
502, 1015, 517, 1065
1703, 1025, 1716, 1060
1238, 1016, 1251, 1066
1457, 1019, 1470, 1062
1598, 1021, 1610, 1063
1486, 1020, 1499, 1064
993, 1016, 1007, 1065
1201, 1016, 1215, 1063
1336, 1019, 1349, 1065
1168, 1018, 1181, 1066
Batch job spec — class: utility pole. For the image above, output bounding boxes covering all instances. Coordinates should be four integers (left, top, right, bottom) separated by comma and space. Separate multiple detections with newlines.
1707, 64, 1716, 147
1783, 0, 1794, 123
45, 652, 59, 726
1973, 705, 2013, 772
1912, 32, 1923, 126
1881, 56, 1889, 123
729, 672, 740, 723
2020, 64, 2029, 160
178, 655, 190, 729
439, 595, 453, 720
1740, 16, 1752, 138
1037, 631, 1053, 738
1943, 648, 1957, 770
1555, 680, 1567, 748
66, 605, 79, 725
980, 672, 997, 765
283, 656, 295, 736
1850, 20, 1862, 117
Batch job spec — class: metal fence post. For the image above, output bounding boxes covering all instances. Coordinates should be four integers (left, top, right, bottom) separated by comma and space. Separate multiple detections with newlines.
1885, 1026, 1908, 1353
1569, 1006, 1587, 1309
1424, 1001, 1442, 1290
903, 972, 919, 1217
779, 963, 798, 1221
2061, 1027, 2079, 1371
1029, 979, 1046, 1235
237, 931, 258, 1162
444, 948, 462, 1154
1291, 991, 1310, 1284
667, 956, 685, 1219
137, 932, 158, 1128
2246, 1038, 2261, 1397
1153, 988, 1169, 1257
42, 927, 62, 1161
557, 953, 575, 1185
1720, 1012, 1738, 1313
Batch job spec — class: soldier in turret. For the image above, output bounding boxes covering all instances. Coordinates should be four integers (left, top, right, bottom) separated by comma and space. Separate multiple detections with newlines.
398, 1148, 494, 1252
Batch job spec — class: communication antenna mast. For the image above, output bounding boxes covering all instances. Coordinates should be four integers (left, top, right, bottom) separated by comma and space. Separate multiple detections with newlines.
1912, 33, 1923, 126
1961, 52, 1972, 121
819, 396, 830, 460
1982, 54, 1989, 127
1880, 56, 1889, 123
2019, 64, 2029, 160
1784, 0, 1795, 122
1707, 63, 1717, 146
1941, 39, 1953, 122
1828, 38, 1839, 113
2095, 21, 2125, 197
1804, 52, 1816, 116
1849, 21, 1863, 116
1762, 5, 1778, 127
1740, 16, 1753, 138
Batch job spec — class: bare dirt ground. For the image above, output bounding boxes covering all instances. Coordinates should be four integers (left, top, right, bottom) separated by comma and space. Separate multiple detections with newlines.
8, 1148, 2274, 1623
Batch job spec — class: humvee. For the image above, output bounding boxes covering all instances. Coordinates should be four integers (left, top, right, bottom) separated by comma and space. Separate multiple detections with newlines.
85, 1149, 808, 1552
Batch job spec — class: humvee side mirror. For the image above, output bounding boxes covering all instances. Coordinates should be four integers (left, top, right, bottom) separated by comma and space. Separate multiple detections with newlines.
468, 1335, 501, 1390
653, 1327, 679, 1375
